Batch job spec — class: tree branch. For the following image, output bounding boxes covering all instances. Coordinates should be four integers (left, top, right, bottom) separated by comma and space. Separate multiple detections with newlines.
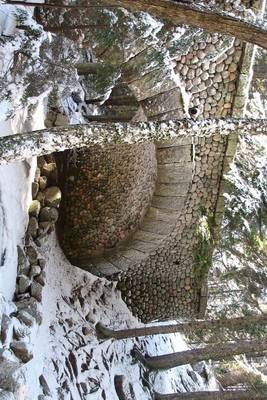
0, 118, 266, 165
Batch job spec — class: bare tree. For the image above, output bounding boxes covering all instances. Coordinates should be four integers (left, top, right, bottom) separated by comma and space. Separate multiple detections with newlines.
96, 314, 267, 340
0, 118, 266, 165
133, 337, 267, 369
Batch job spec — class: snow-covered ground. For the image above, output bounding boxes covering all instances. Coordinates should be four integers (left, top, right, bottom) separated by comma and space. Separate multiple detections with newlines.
34, 234, 213, 400
0, 2, 48, 300
0, 4, 216, 399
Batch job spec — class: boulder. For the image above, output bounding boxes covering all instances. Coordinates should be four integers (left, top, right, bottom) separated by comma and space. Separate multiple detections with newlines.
28, 200, 41, 218
44, 186, 61, 207
39, 207, 59, 223
1, 314, 14, 347
25, 245, 38, 265
10, 341, 33, 363
15, 297, 42, 325
17, 275, 31, 294
27, 217, 38, 238
17, 246, 30, 275
0, 349, 24, 392
31, 281, 43, 302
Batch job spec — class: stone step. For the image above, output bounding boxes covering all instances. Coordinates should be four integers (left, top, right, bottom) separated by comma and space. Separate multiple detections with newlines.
155, 182, 190, 197
141, 217, 174, 236
141, 88, 183, 118
130, 239, 159, 253
157, 146, 192, 164
149, 108, 184, 121
151, 195, 186, 211
91, 259, 121, 276
157, 163, 193, 183
105, 254, 133, 272
146, 207, 179, 222
120, 248, 147, 262
128, 68, 178, 101
156, 137, 193, 147
133, 230, 165, 244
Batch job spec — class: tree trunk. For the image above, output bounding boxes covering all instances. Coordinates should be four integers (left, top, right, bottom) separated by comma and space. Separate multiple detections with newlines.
96, 314, 267, 340
5, 1, 267, 51
133, 337, 267, 369
4, 1, 108, 9
101, 0, 267, 51
154, 389, 267, 400
76, 63, 103, 75
0, 118, 266, 165
42, 24, 109, 33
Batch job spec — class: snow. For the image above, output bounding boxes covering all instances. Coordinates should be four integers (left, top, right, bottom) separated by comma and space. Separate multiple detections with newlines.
0, 3, 47, 297
33, 234, 213, 400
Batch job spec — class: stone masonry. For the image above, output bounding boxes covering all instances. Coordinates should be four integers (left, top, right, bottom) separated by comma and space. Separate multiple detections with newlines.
40, 0, 262, 322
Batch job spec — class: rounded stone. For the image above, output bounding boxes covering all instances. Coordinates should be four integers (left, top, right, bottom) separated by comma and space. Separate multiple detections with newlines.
39, 207, 59, 223
18, 275, 31, 294
28, 200, 41, 218
44, 186, 61, 207
27, 217, 39, 238
39, 176, 48, 191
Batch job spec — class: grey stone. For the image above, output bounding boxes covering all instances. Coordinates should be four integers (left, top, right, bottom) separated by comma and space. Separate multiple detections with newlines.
35, 271, 46, 287
39, 375, 52, 396
10, 341, 33, 363
16, 310, 35, 327
38, 258, 46, 269
17, 246, 30, 275
13, 319, 31, 341
31, 281, 43, 302
18, 275, 31, 294
0, 349, 24, 392
30, 265, 41, 278
16, 298, 42, 325
27, 217, 38, 238
44, 186, 61, 207
25, 245, 38, 264
1, 314, 14, 347
39, 207, 59, 223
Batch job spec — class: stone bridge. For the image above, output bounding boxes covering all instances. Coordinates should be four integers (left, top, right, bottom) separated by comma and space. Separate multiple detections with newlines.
54, 0, 261, 322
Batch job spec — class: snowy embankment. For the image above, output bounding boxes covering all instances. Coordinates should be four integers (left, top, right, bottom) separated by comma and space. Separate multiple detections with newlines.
0, 3, 47, 299
0, 4, 216, 400
38, 234, 214, 400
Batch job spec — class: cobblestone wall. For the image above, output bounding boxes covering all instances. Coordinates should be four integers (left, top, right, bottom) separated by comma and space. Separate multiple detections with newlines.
51, 1, 259, 322
57, 143, 157, 265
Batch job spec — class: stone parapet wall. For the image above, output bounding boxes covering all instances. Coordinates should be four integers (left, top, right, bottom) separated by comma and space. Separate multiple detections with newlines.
57, 143, 157, 265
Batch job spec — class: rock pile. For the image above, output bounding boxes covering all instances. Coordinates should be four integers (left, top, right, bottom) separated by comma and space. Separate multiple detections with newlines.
0, 152, 62, 398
